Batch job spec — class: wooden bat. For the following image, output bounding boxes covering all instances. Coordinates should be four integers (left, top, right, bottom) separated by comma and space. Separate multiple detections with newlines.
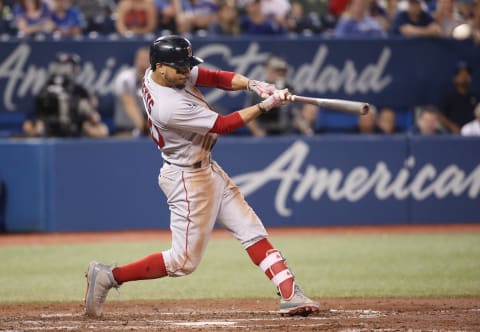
290, 95, 370, 115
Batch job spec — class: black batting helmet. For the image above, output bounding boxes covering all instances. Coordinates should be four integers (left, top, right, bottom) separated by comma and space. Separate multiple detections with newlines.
150, 35, 203, 71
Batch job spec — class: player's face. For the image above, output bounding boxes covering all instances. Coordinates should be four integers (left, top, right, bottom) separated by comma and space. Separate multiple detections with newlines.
163, 64, 191, 88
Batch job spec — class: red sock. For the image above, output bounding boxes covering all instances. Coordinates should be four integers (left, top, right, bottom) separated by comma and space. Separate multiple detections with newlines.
247, 238, 294, 300
112, 252, 167, 284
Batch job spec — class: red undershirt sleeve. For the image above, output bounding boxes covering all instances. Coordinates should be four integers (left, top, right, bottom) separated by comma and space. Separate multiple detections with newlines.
209, 112, 245, 134
196, 67, 236, 90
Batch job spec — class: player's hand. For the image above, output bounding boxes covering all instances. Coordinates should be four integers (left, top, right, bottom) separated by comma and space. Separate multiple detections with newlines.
258, 89, 290, 112
247, 80, 276, 98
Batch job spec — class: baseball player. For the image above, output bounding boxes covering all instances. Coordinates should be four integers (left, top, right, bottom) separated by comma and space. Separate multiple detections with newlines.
84, 35, 320, 317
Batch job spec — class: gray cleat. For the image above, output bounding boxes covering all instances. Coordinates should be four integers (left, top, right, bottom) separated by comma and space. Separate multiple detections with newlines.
84, 261, 119, 317
279, 284, 320, 316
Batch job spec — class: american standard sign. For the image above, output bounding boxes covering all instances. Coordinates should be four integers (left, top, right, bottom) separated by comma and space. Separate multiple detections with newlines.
0, 42, 391, 112
2, 37, 474, 114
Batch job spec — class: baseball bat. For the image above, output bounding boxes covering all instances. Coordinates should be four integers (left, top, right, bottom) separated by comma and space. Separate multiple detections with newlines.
290, 95, 370, 115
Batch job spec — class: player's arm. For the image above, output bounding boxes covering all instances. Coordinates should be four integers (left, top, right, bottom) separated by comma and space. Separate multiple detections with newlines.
196, 67, 276, 97
209, 90, 289, 134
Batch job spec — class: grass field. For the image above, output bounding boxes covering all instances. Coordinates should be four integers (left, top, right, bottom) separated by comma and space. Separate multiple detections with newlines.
1, 232, 480, 303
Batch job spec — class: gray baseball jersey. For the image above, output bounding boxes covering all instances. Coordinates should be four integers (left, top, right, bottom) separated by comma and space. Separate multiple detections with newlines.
142, 67, 219, 166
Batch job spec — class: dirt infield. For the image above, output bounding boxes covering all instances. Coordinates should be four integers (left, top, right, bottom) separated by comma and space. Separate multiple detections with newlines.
1, 298, 479, 331
1, 224, 479, 331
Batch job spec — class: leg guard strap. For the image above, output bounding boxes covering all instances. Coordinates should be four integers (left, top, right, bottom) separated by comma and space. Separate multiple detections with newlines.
259, 251, 284, 272
271, 269, 294, 287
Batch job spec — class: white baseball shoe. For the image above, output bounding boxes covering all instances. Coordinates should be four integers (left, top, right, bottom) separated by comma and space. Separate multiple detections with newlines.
84, 261, 119, 317
279, 284, 320, 316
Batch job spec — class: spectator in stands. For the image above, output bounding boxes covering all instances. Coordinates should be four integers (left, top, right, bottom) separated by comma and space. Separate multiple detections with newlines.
260, 0, 291, 30
72, 0, 116, 34
460, 102, 480, 136
245, 55, 313, 136
22, 52, 109, 138
0, 0, 15, 34
391, 0, 443, 36
50, 0, 85, 37
329, 0, 350, 18
174, 0, 219, 34
382, 0, 401, 32
333, 0, 387, 37
377, 107, 400, 134
461, 0, 480, 43
286, 1, 326, 34
239, 0, 285, 34
329, 0, 393, 29
208, 0, 240, 35
114, 0, 157, 36
368, 0, 393, 32
439, 61, 479, 133
113, 47, 149, 137
0, 0, 4, 33
294, 104, 318, 135
472, 0, 480, 42
432, 0, 464, 36
455, 0, 474, 20
410, 106, 446, 134
356, 105, 380, 133
154, 0, 177, 31
13, 0, 54, 37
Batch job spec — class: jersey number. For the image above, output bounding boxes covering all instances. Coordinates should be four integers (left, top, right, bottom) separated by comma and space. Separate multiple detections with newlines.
148, 118, 165, 148
142, 80, 165, 149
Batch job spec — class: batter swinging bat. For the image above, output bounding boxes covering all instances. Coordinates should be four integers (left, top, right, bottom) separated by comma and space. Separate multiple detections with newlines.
290, 95, 370, 115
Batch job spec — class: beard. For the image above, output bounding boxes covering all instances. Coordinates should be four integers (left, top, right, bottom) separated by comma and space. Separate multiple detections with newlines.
164, 73, 187, 89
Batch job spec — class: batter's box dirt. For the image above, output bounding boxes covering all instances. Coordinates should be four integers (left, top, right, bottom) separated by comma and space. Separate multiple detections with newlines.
1, 298, 479, 332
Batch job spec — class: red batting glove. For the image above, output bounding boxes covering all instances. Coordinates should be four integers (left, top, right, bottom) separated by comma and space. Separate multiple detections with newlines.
247, 80, 276, 98
258, 89, 290, 112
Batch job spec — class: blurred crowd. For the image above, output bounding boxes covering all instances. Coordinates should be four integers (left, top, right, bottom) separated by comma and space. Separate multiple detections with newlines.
0, 0, 479, 41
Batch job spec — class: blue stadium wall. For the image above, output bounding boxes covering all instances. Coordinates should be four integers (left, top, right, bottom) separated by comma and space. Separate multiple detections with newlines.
0, 136, 479, 232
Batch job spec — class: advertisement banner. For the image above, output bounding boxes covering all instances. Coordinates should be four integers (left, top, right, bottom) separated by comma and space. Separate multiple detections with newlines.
217, 137, 410, 225
1, 37, 479, 123
1, 135, 478, 232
